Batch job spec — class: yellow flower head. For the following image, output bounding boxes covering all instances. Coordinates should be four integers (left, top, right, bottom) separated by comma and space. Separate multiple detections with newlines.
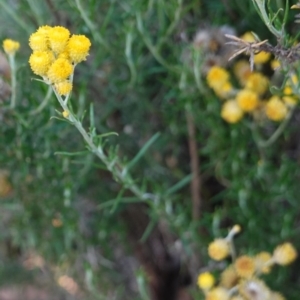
197, 272, 215, 290
233, 60, 251, 86
29, 32, 49, 51
265, 96, 288, 121
273, 242, 297, 266
220, 265, 239, 289
55, 81, 73, 96
254, 51, 271, 64
67, 34, 91, 63
47, 58, 73, 83
48, 26, 70, 54
221, 100, 244, 124
206, 287, 229, 300
208, 238, 230, 261
240, 32, 256, 42
207, 66, 230, 91
254, 252, 273, 274
245, 72, 269, 96
283, 86, 297, 106
29, 51, 53, 76
234, 255, 255, 278
36, 25, 52, 36
236, 89, 259, 112
3, 39, 20, 55
271, 59, 281, 70
215, 81, 233, 99
239, 278, 271, 300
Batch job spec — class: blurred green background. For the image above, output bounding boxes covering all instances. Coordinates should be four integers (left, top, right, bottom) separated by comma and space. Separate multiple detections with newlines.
0, 0, 299, 299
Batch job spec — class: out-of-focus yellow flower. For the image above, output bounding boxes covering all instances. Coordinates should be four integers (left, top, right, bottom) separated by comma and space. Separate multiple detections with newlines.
254, 51, 271, 64
48, 26, 70, 54
283, 86, 297, 106
254, 252, 272, 274
36, 25, 52, 36
47, 58, 73, 83
273, 242, 297, 265
240, 32, 256, 42
221, 100, 244, 124
231, 225, 241, 234
270, 292, 286, 300
271, 59, 280, 70
29, 32, 48, 51
206, 287, 230, 300
245, 72, 269, 95
52, 218, 63, 227
207, 66, 230, 91
265, 96, 288, 121
67, 34, 91, 63
234, 255, 255, 278
57, 275, 79, 295
29, 51, 53, 76
208, 238, 230, 261
220, 265, 239, 289
197, 272, 215, 290
233, 60, 251, 86
215, 81, 233, 99
239, 278, 271, 300
55, 81, 72, 96
236, 89, 259, 112
0, 171, 12, 197
3, 39, 20, 55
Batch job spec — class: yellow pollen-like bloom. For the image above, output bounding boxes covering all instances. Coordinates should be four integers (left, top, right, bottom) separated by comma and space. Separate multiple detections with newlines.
254, 252, 273, 274
208, 238, 230, 261
254, 51, 271, 64
29, 32, 49, 51
206, 287, 230, 300
207, 66, 230, 91
271, 59, 281, 70
234, 255, 255, 278
67, 34, 91, 63
36, 25, 52, 36
48, 26, 70, 54
55, 81, 73, 96
29, 51, 53, 76
283, 86, 297, 106
233, 60, 251, 86
221, 100, 244, 124
197, 272, 215, 290
273, 242, 297, 265
236, 89, 259, 112
3, 39, 20, 55
215, 81, 233, 99
265, 96, 288, 121
239, 278, 271, 300
245, 72, 269, 96
58, 50, 70, 60
47, 58, 73, 83
240, 32, 256, 42
220, 265, 239, 289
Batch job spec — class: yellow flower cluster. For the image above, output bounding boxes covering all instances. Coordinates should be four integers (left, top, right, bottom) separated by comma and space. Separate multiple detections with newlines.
28, 25, 91, 96
206, 31, 297, 124
3, 39, 20, 56
197, 225, 297, 300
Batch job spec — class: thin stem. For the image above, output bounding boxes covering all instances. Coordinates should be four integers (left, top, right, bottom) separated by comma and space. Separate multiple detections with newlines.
125, 31, 137, 86
8, 54, 17, 109
29, 85, 53, 115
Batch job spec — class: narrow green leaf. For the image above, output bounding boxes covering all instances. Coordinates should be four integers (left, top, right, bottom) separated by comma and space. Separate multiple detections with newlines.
97, 197, 142, 210
54, 151, 90, 156
165, 173, 193, 196
126, 132, 160, 172
140, 218, 157, 242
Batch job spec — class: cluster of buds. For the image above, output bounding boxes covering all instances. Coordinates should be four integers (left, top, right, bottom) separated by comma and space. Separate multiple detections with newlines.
197, 225, 297, 300
28, 25, 91, 97
206, 32, 296, 124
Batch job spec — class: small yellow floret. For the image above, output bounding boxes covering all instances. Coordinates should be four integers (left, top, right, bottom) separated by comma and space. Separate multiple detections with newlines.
197, 272, 215, 290
29, 51, 53, 76
36, 25, 52, 35
47, 58, 73, 83
245, 72, 269, 95
55, 81, 72, 96
208, 238, 230, 261
234, 255, 255, 278
48, 26, 70, 54
236, 89, 259, 112
221, 100, 244, 124
220, 265, 239, 289
254, 252, 272, 274
206, 287, 229, 300
265, 96, 288, 121
254, 51, 271, 64
67, 34, 91, 63
232, 224, 241, 234
215, 81, 233, 99
29, 32, 49, 51
207, 66, 230, 91
273, 242, 297, 266
3, 39, 20, 55
271, 59, 280, 70
283, 86, 297, 106
233, 60, 251, 86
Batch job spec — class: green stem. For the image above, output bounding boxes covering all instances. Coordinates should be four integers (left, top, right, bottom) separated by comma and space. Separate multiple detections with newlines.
30, 85, 53, 115
8, 54, 17, 109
